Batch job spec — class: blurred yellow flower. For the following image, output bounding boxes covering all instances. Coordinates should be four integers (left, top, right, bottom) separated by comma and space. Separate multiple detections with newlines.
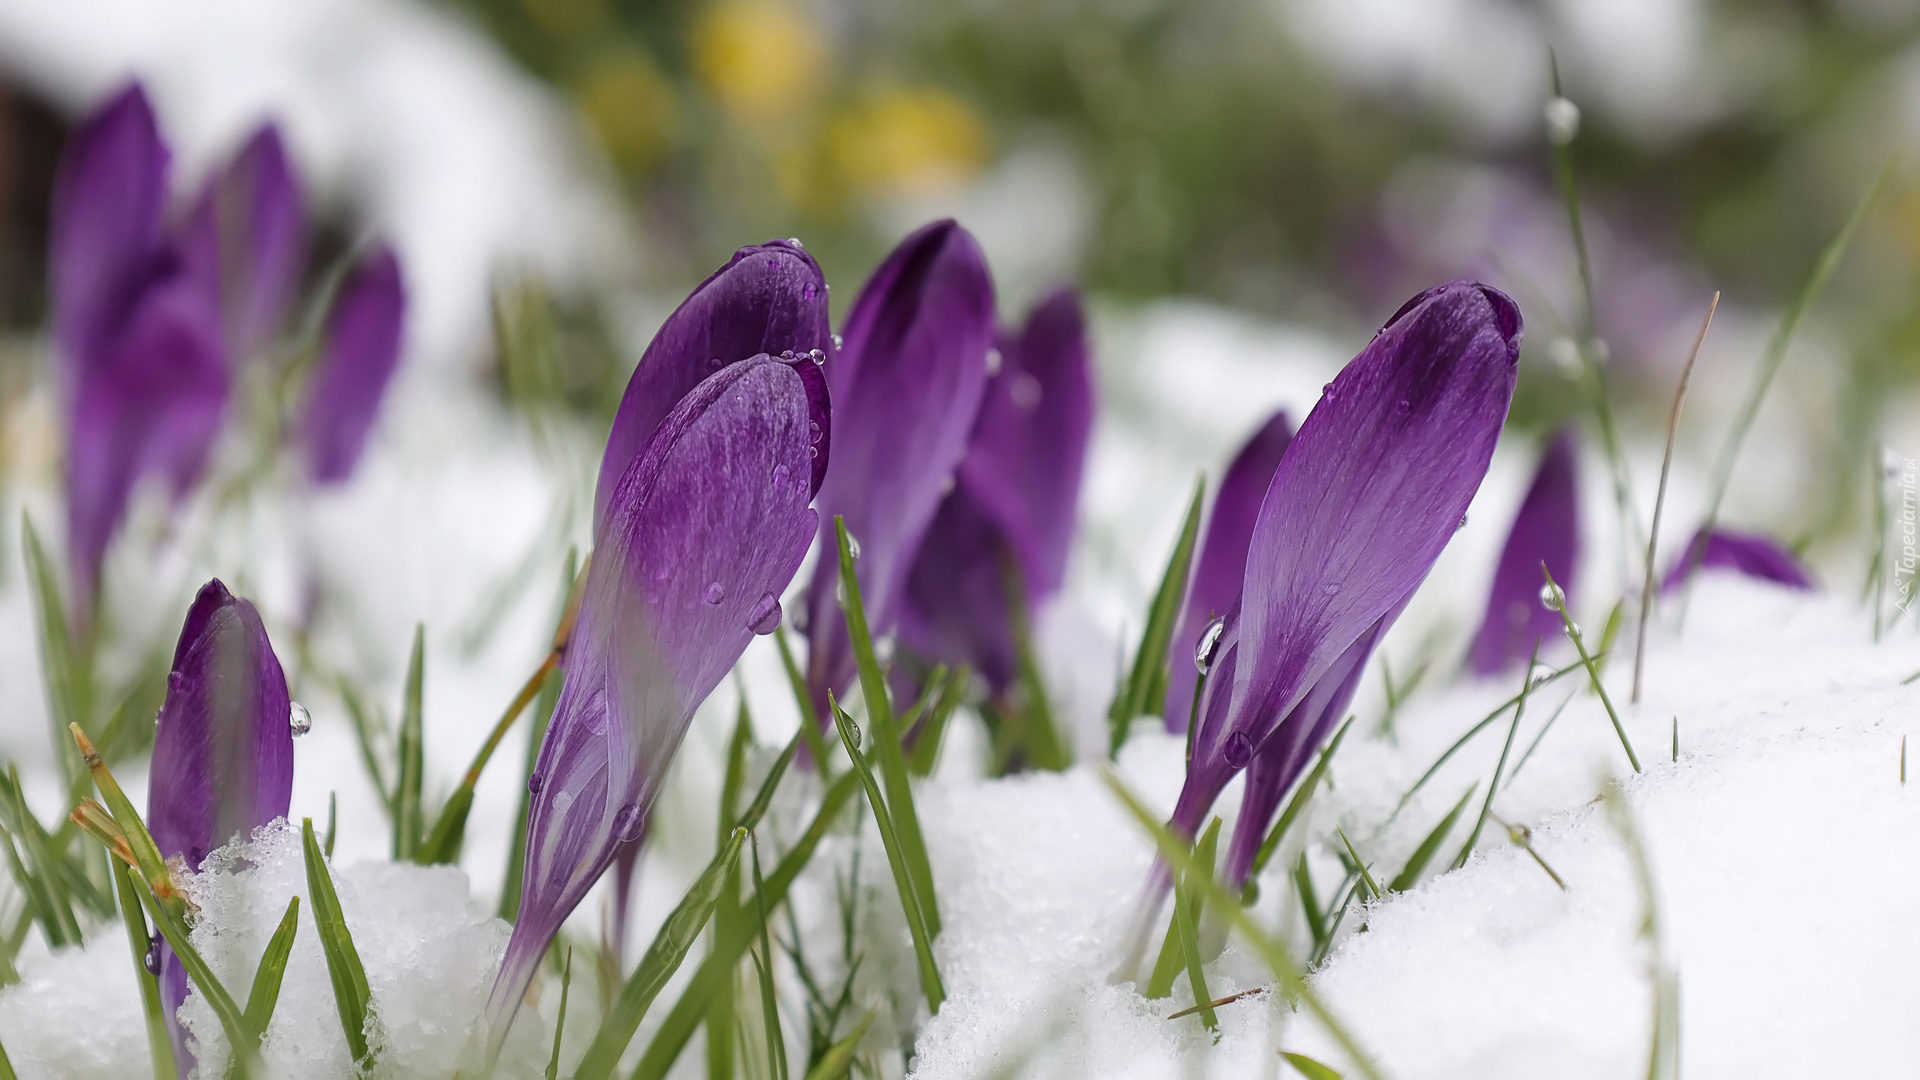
574, 44, 682, 175
828, 87, 988, 198
691, 0, 824, 122
519, 0, 608, 38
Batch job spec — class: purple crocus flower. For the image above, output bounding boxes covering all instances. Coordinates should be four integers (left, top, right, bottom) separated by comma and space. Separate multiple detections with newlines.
297, 244, 406, 484
898, 287, 1094, 695
146, 579, 295, 1074
488, 351, 828, 1045
803, 220, 995, 713
178, 122, 306, 359
1155, 281, 1519, 904
1467, 427, 1580, 675
1661, 527, 1814, 592
1161, 410, 1293, 731
594, 239, 832, 532
51, 84, 228, 621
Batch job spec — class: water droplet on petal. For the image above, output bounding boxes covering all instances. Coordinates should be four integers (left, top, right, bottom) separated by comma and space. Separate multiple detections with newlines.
143, 940, 161, 975
748, 593, 782, 635
1539, 583, 1565, 611
802, 283, 817, 301
1322, 382, 1338, 400
772, 464, 791, 491
779, 349, 796, 360
809, 445, 819, 459
809, 420, 823, 444
808, 348, 827, 365
1010, 373, 1043, 409
1396, 398, 1411, 412
1223, 731, 1254, 768
985, 348, 1003, 375
289, 702, 313, 737
1195, 616, 1226, 675
704, 582, 725, 605
831, 334, 844, 350
612, 804, 644, 843
1323, 583, 1342, 596
527, 773, 544, 795
1457, 513, 1469, 532
786, 236, 804, 248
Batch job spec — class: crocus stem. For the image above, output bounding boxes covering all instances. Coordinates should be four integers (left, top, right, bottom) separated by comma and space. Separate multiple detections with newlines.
1633, 293, 1717, 704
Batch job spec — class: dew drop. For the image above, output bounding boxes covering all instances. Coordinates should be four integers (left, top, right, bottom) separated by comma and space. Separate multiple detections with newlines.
786, 236, 804, 249
1194, 616, 1226, 675
289, 701, 313, 737
1539, 583, 1565, 611
1544, 96, 1581, 146
527, 773, 544, 795
809, 420, 823, 444
807, 348, 827, 365
1563, 621, 1583, 638
1223, 731, 1254, 769
831, 334, 844, 351
143, 940, 161, 975
846, 533, 862, 560
1322, 583, 1342, 596
809, 445, 819, 459
704, 582, 725, 605
1548, 337, 1581, 377
1321, 382, 1338, 400
1396, 398, 1411, 412
772, 464, 791, 491
802, 283, 817, 301
612, 804, 644, 843
1010, 373, 1043, 409
985, 348, 1003, 375
748, 593, 782, 635
847, 719, 863, 745
1457, 513, 1469, 532
779, 349, 797, 360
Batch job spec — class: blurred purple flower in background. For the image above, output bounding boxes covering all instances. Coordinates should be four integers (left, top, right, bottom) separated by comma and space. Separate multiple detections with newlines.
1156, 281, 1520, 898
177, 123, 307, 360
1467, 427, 1580, 675
50, 83, 228, 625
145, 579, 295, 1074
1662, 527, 1815, 593
803, 219, 994, 715
297, 244, 407, 485
488, 350, 828, 1044
898, 287, 1094, 697
1161, 409, 1293, 732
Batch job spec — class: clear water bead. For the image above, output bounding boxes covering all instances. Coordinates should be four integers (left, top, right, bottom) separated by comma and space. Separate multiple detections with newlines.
846, 533, 862, 560
527, 773, 544, 795
985, 348, 1003, 375
1011, 373, 1043, 409
831, 334, 844, 350
1539, 583, 1565, 611
704, 582, 725, 605
1223, 731, 1254, 768
1563, 621, 1582, 638
289, 702, 313, 737
1195, 616, 1227, 675
1323, 583, 1342, 596
1548, 337, 1581, 377
786, 236, 804, 248
612, 804, 644, 843
808, 348, 827, 365
143, 939, 161, 975
748, 593, 782, 635
1457, 513, 1469, 531
1544, 96, 1581, 145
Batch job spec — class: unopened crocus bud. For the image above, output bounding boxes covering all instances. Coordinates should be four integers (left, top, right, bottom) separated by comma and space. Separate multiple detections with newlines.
147, 579, 295, 1074
488, 351, 828, 1047
804, 220, 994, 713
178, 123, 306, 359
298, 244, 405, 485
1662, 527, 1814, 593
1468, 428, 1580, 675
898, 288, 1094, 695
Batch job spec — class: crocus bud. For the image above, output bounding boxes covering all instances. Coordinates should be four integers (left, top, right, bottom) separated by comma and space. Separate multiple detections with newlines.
1467, 428, 1580, 675
298, 243, 405, 485
594, 239, 831, 532
1662, 527, 1814, 592
1162, 410, 1293, 731
51, 84, 230, 621
804, 220, 995, 712
1167, 281, 1520, 904
488, 351, 827, 1046
898, 288, 1094, 695
178, 123, 306, 358
147, 579, 295, 1073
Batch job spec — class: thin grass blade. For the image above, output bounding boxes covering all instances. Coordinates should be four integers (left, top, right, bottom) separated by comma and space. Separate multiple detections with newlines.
244, 896, 301, 1039
130, 874, 258, 1078
113, 860, 175, 1080
1281, 1050, 1345, 1079
1388, 783, 1476, 893
801, 1011, 874, 1080
907, 666, 969, 777
392, 625, 426, 861
1175, 819, 1221, 1036
1248, 718, 1353, 886
546, 948, 572, 1080
302, 817, 373, 1066
1107, 477, 1204, 757
748, 837, 789, 1080
22, 517, 83, 785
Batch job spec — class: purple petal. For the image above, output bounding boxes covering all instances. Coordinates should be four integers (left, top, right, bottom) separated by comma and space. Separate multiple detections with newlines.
299, 244, 405, 485
1163, 410, 1293, 731
1176, 280, 1520, 838
49, 83, 171, 401
147, 579, 293, 1072
489, 353, 824, 1043
594, 240, 831, 531
65, 274, 228, 618
1661, 527, 1815, 593
1467, 427, 1580, 675
896, 288, 1095, 695
803, 220, 995, 709
178, 122, 306, 357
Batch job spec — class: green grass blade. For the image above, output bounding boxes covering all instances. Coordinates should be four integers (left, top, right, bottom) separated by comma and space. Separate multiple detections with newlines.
130, 874, 258, 1078
720, 700, 753, 846
571, 828, 746, 1080
1544, 565, 1639, 772
1144, 906, 1183, 1000
1389, 659, 1584, 821
392, 625, 426, 861
1294, 853, 1327, 954
1334, 830, 1380, 902
829, 694, 944, 1013
748, 837, 790, 1080
831, 517, 941, 936
630, 772, 858, 1080
113, 860, 176, 1080
546, 948, 572, 1080
498, 665, 562, 922
0, 1030, 16, 1080
907, 666, 969, 777
21, 516, 83, 786
1108, 477, 1204, 758
324, 792, 338, 859
1281, 1050, 1345, 1079
801, 1011, 874, 1080
302, 818, 373, 1066
1455, 647, 1538, 869
1590, 599, 1626, 680
1002, 556, 1068, 771
1248, 718, 1353, 886
337, 680, 394, 817
3, 772, 80, 946
1388, 783, 1476, 893
1175, 819, 1221, 1036
244, 896, 301, 1039
69, 732, 173, 906
773, 625, 834, 776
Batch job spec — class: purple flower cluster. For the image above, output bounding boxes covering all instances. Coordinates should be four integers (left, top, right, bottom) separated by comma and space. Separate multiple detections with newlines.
51, 83, 406, 625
